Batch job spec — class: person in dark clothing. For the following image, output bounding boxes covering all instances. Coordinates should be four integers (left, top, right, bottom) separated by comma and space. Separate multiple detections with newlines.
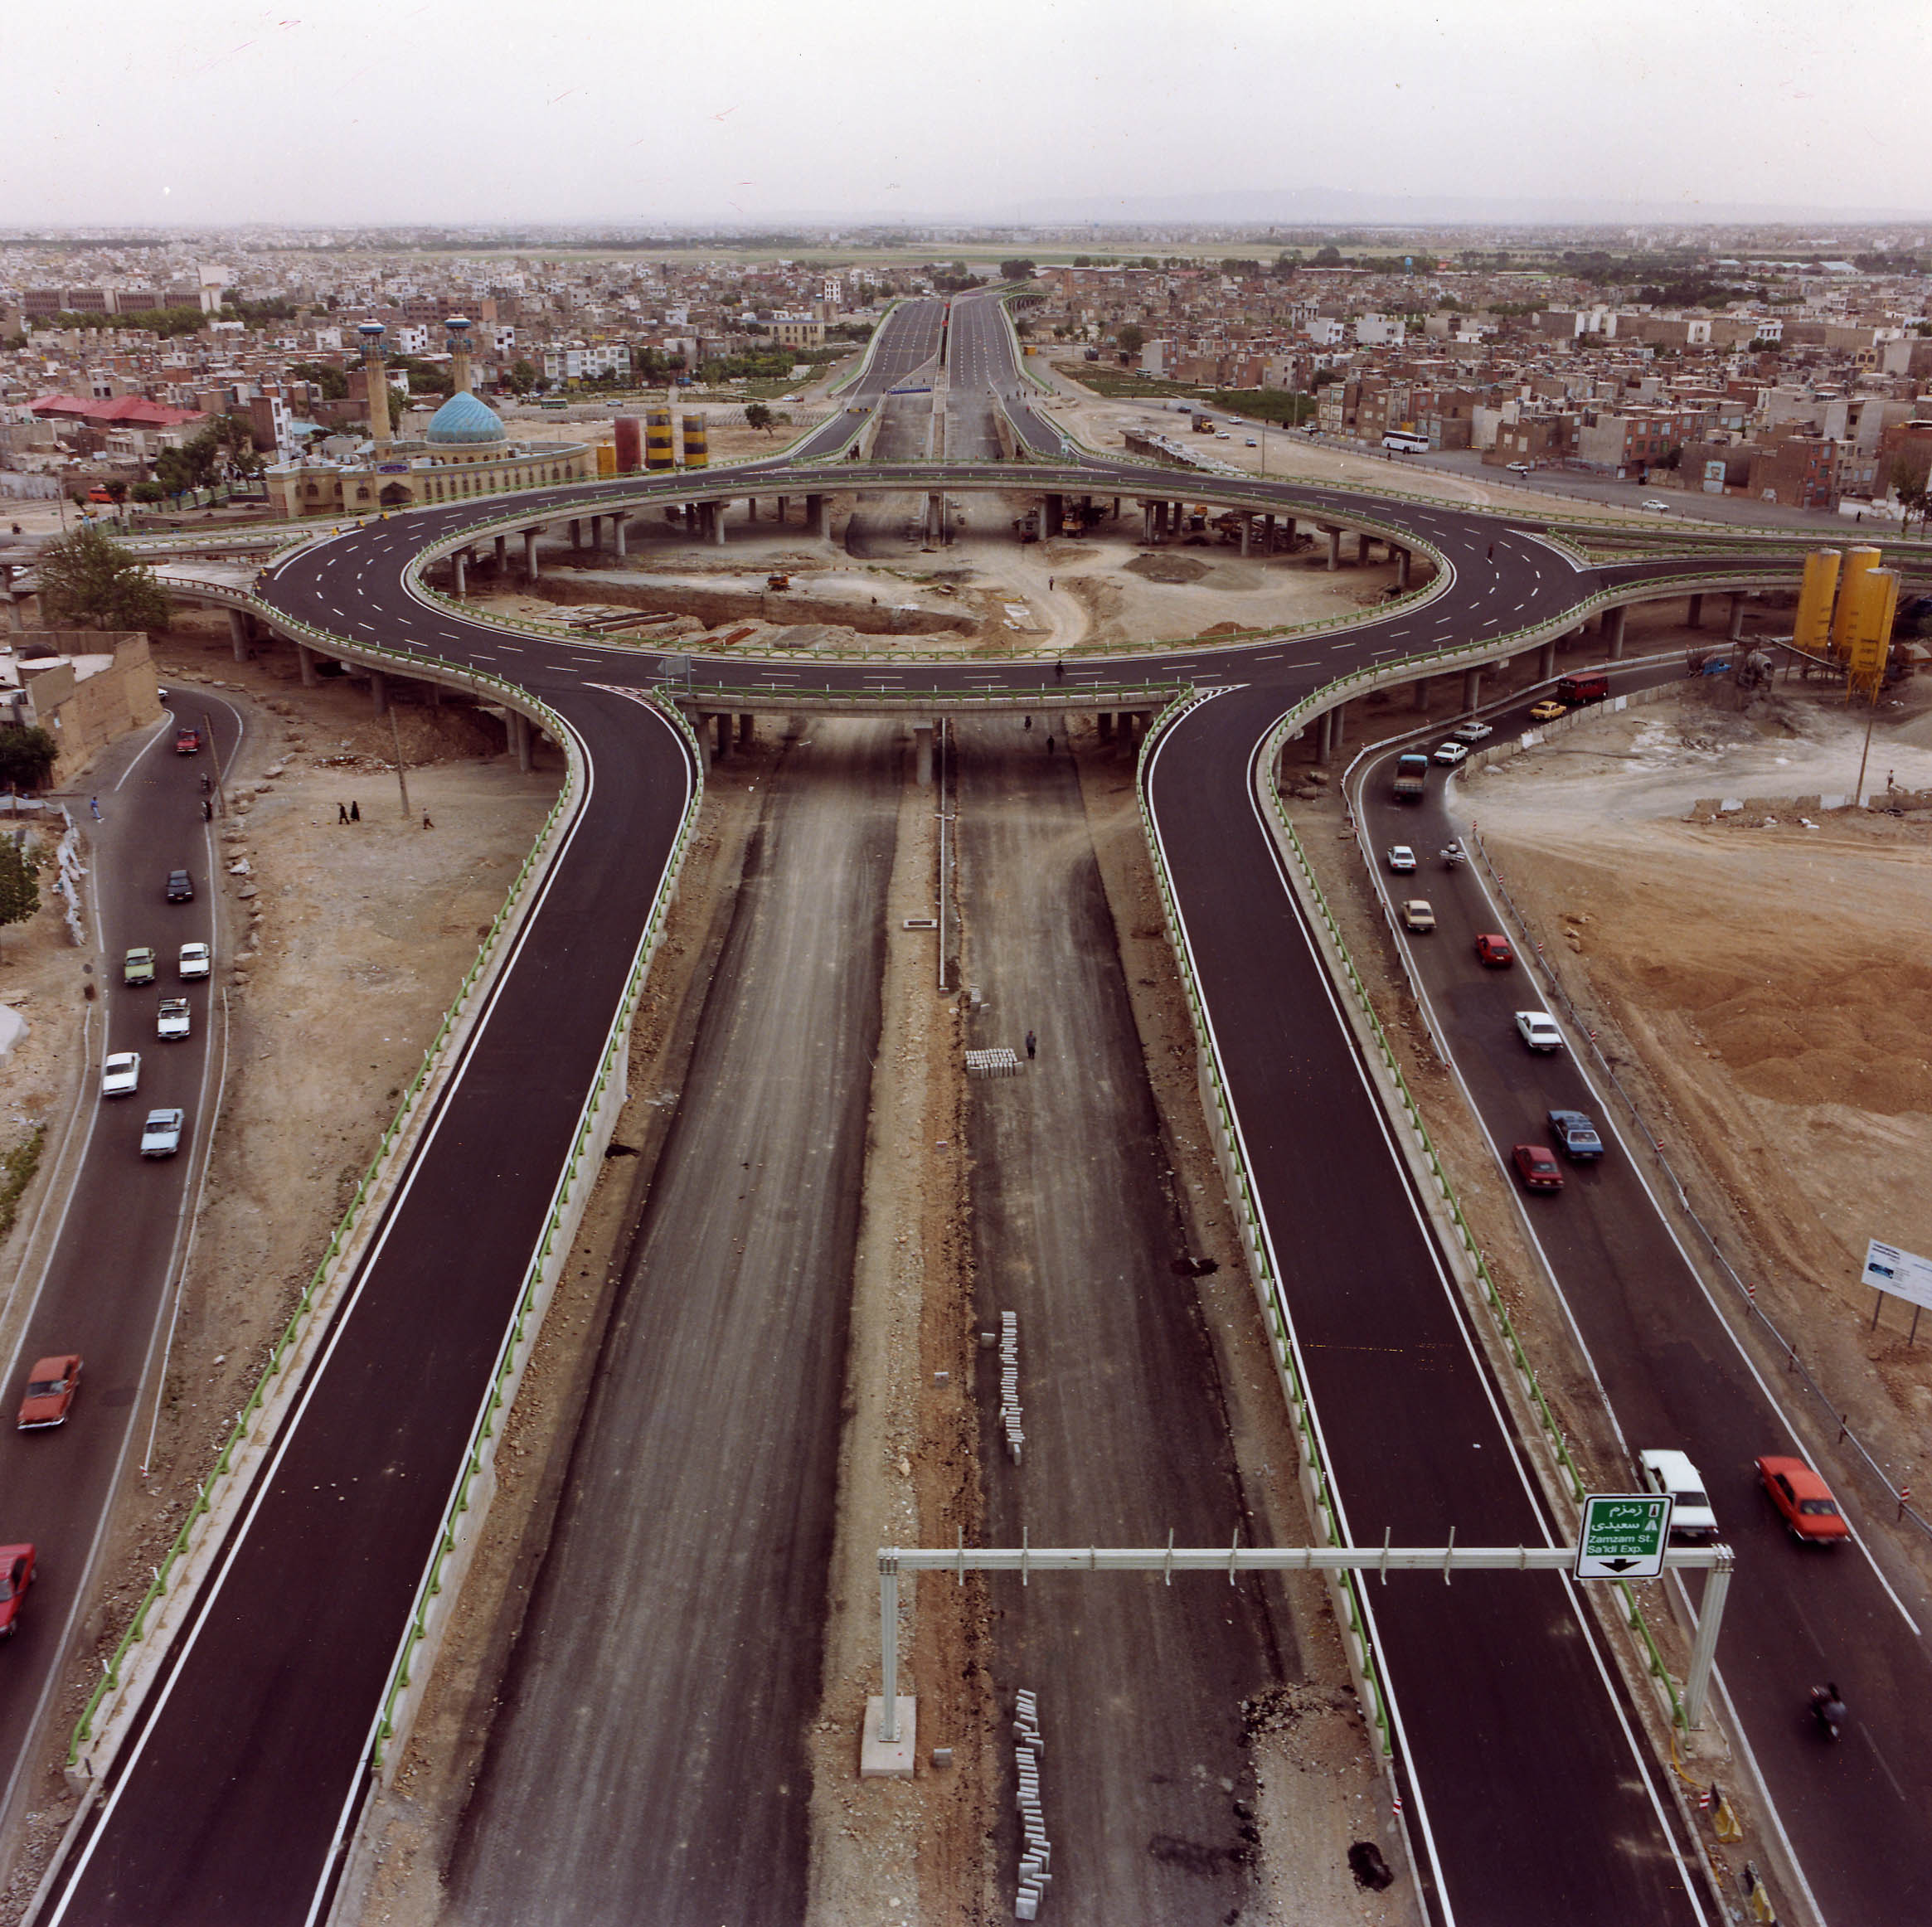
1025, 1030, 1036, 1060
350, 800, 361, 822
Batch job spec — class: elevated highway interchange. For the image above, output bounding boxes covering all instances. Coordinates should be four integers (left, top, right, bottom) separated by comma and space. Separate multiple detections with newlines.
16, 292, 1932, 1925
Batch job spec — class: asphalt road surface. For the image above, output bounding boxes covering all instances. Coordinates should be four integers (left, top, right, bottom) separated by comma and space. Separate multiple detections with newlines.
956, 718, 1292, 1924
0, 697, 239, 1847
1355, 701, 1932, 1924
30, 288, 1932, 1923
446, 719, 900, 1926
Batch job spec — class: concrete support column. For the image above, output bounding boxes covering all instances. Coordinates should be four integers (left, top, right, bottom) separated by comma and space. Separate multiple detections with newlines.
1729, 594, 1746, 640
1111, 497, 1120, 517
1326, 527, 1342, 570
612, 513, 627, 559
777, 496, 788, 523
428, 681, 443, 707
1238, 517, 1251, 558
1396, 547, 1412, 590
914, 723, 934, 788
1315, 707, 1334, 764
226, 608, 250, 660
1462, 665, 1483, 711
711, 502, 727, 546
736, 712, 754, 747
1606, 605, 1628, 660
808, 493, 827, 539
512, 711, 532, 773
1538, 640, 1557, 681
523, 528, 540, 582
1142, 502, 1154, 543
1687, 592, 1704, 629
1332, 700, 1347, 747
746, 498, 756, 522
369, 669, 388, 718
713, 712, 731, 759
493, 533, 507, 573
1098, 711, 1114, 742
1263, 513, 1275, 552
1413, 675, 1430, 711
453, 552, 466, 596
570, 519, 582, 549
1358, 532, 1374, 565
590, 516, 602, 550
296, 643, 319, 687
1044, 493, 1063, 536
4, 598, 22, 633
926, 493, 943, 542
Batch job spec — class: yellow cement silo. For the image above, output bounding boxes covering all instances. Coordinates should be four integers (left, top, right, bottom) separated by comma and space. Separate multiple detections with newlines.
682, 413, 709, 468
1846, 567, 1900, 697
1830, 545, 1881, 658
1793, 548, 1841, 657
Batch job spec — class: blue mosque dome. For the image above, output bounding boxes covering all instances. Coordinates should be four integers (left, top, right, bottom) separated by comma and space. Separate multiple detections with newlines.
425, 390, 507, 445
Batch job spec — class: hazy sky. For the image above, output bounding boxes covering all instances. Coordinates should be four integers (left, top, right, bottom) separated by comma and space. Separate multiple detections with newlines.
6, 0, 1929, 227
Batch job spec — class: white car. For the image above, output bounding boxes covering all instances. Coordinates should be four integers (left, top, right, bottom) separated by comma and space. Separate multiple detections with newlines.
1514, 1010, 1565, 1053
140, 1107, 185, 1158
1401, 899, 1436, 933
101, 1051, 141, 1098
179, 942, 211, 981
1451, 721, 1493, 743
1245, 437, 1258, 447
1507, 461, 1532, 475
1432, 740, 1470, 767
1386, 845, 1417, 874
1638, 1449, 1719, 1541
1640, 498, 1670, 512
157, 998, 191, 1041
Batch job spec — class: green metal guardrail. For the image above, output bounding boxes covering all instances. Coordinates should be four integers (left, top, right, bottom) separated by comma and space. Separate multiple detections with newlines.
67, 652, 591, 1768
368, 696, 706, 1771
1132, 687, 1396, 1756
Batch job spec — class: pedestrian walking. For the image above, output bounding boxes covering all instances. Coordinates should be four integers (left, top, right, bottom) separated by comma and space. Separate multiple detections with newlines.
1023, 715, 1032, 731
350, 799, 361, 823
1054, 659, 1065, 680
1025, 1029, 1036, 1061
1046, 733, 1055, 754
338, 802, 350, 824
422, 811, 434, 829
1486, 542, 1494, 560
1047, 576, 1054, 590
89, 797, 100, 821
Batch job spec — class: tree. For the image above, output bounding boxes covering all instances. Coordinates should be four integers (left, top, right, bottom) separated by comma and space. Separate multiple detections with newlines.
289, 360, 350, 401
0, 837, 39, 926
32, 526, 171, 631
504, 358, 540, 396
1116, 324, 1146, 358
745, 402, 775, 435
0, 728, 57, 796
1890, 449, 1932, 536
999, 259, 1036, 281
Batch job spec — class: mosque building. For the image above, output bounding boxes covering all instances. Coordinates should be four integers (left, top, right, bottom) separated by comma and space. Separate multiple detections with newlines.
265, 318, 598, 519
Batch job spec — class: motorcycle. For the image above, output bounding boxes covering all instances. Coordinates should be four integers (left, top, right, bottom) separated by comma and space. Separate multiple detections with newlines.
1439, 842, 1466, 870
1809, 1685, 1846, 1740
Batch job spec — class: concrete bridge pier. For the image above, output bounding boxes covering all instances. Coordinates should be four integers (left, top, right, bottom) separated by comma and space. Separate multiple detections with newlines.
570, 519, 582, 550
1538, 639, 1558, 681
1687, 592, 1704, 629
1324, 526, 1342, 570
1606, 606, 1628, 659
523, 528, 540, 583
453, 552, 467, 596
1462, 665, 1483, 711
493, 534, 507, 574
1729, 594, 1747, 640
1044, 493, 1063, 536
711, 502, 727, 546
612, 513, 627, 559
1098, 711, 1115, 743
226, 609, 251, 660
915, 723, 934, 787
296, 643, 320, 688
1359, 532, 1375, 565
1141, 502, 1156, 543
713, 712, 731, 759
512, 711, 532, 773
1396, 547, 1412, 590
1314, 706, 1335, 764
737, 712, 754, 748
925, 494, 944, 543
1412, 675, 1430, 711
369, 669, 388, 718
1238, 517, 1252, 558
776, 496, 788, 523
589, 516, 603, 550
808, 494, 828, 539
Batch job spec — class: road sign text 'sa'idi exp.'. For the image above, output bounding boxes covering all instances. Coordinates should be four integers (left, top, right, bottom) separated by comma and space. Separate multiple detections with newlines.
1575, 1493, 1672, 1580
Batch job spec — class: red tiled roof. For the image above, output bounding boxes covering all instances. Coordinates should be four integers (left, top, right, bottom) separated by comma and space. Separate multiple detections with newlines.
30, 393, 206, 428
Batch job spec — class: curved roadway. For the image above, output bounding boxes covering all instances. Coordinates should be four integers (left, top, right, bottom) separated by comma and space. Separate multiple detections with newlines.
28, 292, 1927, 1925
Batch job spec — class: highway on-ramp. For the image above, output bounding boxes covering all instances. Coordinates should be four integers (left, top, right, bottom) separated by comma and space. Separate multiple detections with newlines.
25, 289, 1931, 1925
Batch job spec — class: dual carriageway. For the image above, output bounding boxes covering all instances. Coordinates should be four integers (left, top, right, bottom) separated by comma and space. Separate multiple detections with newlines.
4, 290, 1930, 1924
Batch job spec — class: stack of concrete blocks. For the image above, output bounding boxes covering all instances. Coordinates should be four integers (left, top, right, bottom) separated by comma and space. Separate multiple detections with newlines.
1013, 1689, 1051, 1918
966, 1047, 1023, 1079
999, 1312, 1024, 1463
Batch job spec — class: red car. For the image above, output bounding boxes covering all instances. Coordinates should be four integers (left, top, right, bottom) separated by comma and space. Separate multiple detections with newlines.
1755, 1454, 1851, 1544
174, 726, 201, 755
0, 1545, 33, 1638
17, 1354, 82, 1430
1512, 1143, 1564, 1192
1474, 933, 1514, 968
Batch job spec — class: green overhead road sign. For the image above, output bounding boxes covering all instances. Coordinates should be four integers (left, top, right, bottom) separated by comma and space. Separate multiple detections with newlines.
1576, 1493, 1672, 1580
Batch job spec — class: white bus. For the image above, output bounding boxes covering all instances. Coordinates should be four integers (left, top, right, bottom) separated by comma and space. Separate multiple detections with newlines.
1381, 430, 1430, 454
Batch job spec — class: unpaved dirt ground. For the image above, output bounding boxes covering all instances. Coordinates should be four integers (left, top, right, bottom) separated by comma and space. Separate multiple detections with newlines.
1459, 681, 1932, 1584
0, 610, 561, 1918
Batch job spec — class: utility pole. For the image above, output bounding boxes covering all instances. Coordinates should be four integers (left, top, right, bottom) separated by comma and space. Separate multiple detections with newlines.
388, 706, 411, 821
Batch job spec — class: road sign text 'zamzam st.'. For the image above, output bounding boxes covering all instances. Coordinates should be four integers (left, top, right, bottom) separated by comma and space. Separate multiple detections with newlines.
1576, 1494, 1671, 1580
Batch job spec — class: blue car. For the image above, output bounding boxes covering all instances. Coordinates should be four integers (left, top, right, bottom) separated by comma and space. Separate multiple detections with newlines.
1546, 1109, 1604, 1160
